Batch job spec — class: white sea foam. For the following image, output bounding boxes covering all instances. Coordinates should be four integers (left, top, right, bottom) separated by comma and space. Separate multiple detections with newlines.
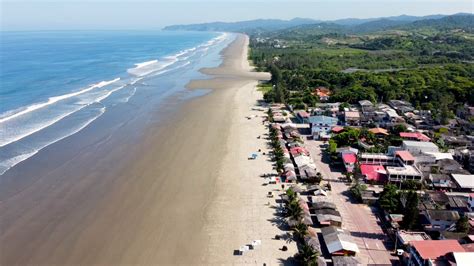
0, 106, 106, 175
0, 78, 120, 124
0, 33, 231, 175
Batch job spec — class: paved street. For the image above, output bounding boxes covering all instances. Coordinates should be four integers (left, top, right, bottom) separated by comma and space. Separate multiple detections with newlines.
304, 140, 398, 265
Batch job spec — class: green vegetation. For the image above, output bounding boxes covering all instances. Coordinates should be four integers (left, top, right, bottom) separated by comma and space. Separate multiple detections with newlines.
401, 191, 419, 230
456, 216, 470, 233
294, 243, 319, 266
378, 184, 399, 213
349, 182, 367, 203
249, 16, 474, 123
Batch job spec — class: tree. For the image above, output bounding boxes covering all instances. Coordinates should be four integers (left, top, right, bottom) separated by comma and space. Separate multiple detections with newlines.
286, 187, 297, 201
401, 180, 421, 191
349, 182, 367, 203
294, 243, 319, 266
286, 199, 303, 222
456, 216, 469, 233
292, 223, 309, 241
391, 124, 407, 135
378, 184, 399, 213
401, 191, 419, 230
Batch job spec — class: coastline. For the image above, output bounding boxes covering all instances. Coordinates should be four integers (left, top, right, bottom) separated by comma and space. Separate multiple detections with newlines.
0, 33, 277, 265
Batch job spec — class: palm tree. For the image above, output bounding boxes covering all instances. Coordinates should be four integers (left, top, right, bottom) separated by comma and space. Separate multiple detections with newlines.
286, 188, 297, 202
292, 223, 309, 241
286, 200, 303, 221
294, 243, 319, 266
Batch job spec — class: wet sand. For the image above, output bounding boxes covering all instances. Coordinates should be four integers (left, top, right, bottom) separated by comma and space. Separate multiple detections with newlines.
0, 34, 273, 265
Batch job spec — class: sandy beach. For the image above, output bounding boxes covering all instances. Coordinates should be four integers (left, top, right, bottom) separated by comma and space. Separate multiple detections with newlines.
0, 34, 291, 265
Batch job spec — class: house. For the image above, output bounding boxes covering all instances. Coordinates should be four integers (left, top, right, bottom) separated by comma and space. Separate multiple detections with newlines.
402, 140, 440, 155
369, 127, 389, 136
308, 115, 338, 140
447, 195, 470, 214
342, 152, 357, 173
344, 111, 360, 126
360, 164, 387, 183
321, 226, 359, 256
395, 150, 415, 165
451, 174, 474, 192
331, 126, 345, 134
296, 110, 310, 123
389, 100, 414, 114
386, 165, 423, 183
314, 209, 342, 227
451, 252, 474, 266
407, 240, 465, 266
422, 209, 460, 231
314, 87, 331, 101
400, 132, 431, 142
396, 230, 430, 246
429, 174, 456, 190
359, 153, 397, 165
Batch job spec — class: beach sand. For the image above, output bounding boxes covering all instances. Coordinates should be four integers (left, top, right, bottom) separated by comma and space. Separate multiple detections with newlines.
0, 34, 291, 265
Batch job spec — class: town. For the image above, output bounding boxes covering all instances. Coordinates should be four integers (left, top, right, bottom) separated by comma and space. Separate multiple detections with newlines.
262, 92, 474, 265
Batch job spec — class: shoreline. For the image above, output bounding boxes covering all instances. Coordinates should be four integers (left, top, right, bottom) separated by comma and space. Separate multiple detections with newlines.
0, 33, 276, 265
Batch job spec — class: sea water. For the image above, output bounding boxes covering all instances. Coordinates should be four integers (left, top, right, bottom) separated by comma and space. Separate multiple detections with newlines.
0, 30, 233, 175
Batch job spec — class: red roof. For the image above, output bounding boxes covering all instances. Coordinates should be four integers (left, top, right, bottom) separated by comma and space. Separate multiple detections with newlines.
360, 164, 387, 182
411, 240, 465, 260
314, 87, 331, 97
290, 147, 310, 156
400, 132, 430, 142
396, 150, 415, 162
332, 126, 344, 133
342, 153, 357, 164
369, 127, 389, 135
297, 111, 310, 118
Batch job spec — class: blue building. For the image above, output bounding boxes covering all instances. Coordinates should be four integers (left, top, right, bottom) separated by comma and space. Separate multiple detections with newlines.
308, 115, 338, 140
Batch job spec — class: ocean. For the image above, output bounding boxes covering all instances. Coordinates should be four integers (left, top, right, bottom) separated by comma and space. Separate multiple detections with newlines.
0, 30, 233, 175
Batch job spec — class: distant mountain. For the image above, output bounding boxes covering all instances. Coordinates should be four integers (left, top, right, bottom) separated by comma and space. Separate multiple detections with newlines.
163, 18, 321, 33
350, 19, 412, 33
163, 13, 471, 33
398, 14, 474, 31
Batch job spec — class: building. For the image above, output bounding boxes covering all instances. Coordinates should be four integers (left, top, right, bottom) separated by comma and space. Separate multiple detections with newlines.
344, 111, 360, 126
314, 87, 331, 101
395, 150, 415, 165
402, 140, 440, 155
360, 164, 387, 183
359, 153, 396, 165
386, 165, 423, 182
422, 210, 460, 231
389, 100, 414, 114
429, 174, 456, 190
369, 127, 389, 136
296, 110, 310, 123
451, 174, 474, 192
408, 240, 465, 266
321, 226, 359, 256
308, 115, 338, 140
342, 152, 357, 173
400, 132, 431, 142
396, 230, 430, 246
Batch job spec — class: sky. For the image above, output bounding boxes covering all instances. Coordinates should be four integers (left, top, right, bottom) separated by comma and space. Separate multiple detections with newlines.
1, 0, 472, 31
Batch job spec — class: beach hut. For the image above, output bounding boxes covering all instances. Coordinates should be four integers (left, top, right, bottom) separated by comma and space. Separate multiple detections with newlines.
321, 226, 359, 256
284, 170, 297, 181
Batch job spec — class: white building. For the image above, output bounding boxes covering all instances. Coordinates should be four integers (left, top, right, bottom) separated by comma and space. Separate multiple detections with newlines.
402, 140, 439, 155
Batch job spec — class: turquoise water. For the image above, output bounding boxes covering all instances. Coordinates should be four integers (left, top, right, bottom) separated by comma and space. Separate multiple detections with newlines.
0, 30, 232, 174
